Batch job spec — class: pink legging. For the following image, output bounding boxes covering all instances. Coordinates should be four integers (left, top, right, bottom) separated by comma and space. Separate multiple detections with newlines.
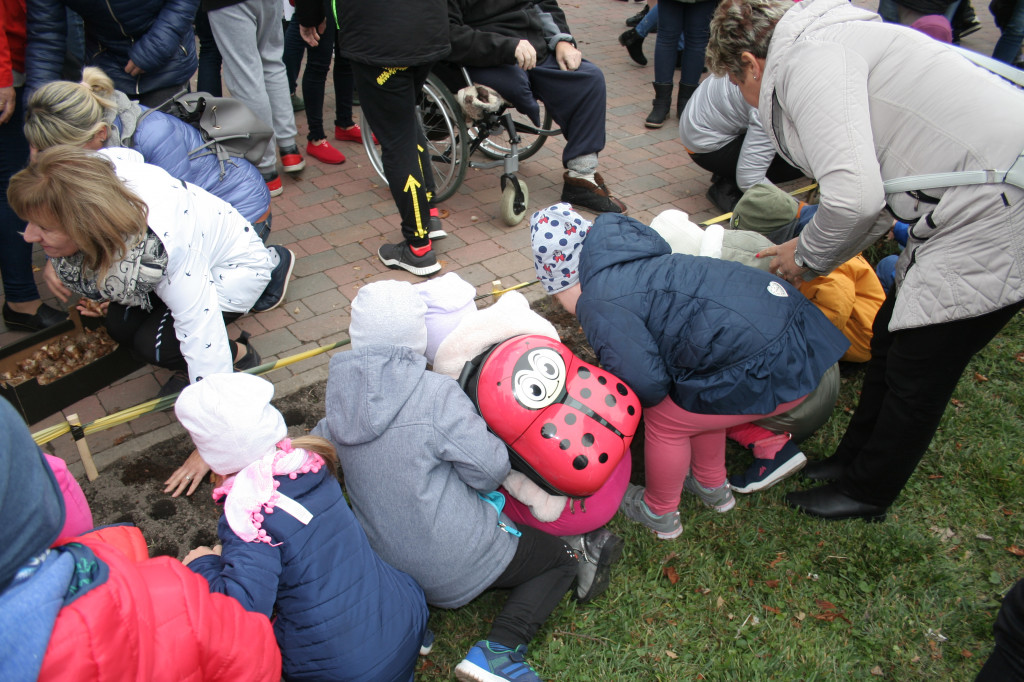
643, 395, 806, 515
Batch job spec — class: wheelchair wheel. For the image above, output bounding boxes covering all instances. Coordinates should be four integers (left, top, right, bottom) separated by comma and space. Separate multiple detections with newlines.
361, 73, 468, 204
478, 102, 553, 162
500, 177, 529, 226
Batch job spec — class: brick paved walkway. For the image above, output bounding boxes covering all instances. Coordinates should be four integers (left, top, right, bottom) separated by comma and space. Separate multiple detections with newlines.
0, 0, 1009, 471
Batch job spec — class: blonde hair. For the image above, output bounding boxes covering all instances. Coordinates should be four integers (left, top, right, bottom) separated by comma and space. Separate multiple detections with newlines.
289, 436, 340, 480
706, 0, 790, 80
7, 146, 148, 276
24, 67, 117, 150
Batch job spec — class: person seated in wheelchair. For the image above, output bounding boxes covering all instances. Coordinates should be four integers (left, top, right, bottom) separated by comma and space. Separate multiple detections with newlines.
447, 0, 628, 215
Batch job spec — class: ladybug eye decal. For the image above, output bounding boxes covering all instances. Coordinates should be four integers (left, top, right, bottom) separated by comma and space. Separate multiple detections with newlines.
512, 348, 567, 409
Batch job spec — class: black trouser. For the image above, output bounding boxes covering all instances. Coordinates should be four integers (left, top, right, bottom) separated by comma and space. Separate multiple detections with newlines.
351, 62, 435, 249
486, 525, 577, 649
106, 299, 241, 371
688, 133, 804, 190
977, 578, 1024, 681
834, 293, 1024, 507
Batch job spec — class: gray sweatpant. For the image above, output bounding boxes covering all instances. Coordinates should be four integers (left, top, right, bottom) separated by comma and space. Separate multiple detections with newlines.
208, 0, 297, 175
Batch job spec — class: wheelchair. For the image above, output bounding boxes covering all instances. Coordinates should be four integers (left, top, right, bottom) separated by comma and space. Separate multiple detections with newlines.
361, 66, 561, 226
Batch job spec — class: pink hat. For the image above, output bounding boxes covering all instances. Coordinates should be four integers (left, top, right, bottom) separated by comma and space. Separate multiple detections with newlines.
911, 15, 952, 43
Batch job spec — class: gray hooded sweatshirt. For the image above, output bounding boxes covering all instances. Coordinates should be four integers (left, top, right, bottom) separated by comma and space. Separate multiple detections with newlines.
313, 345, 517, 609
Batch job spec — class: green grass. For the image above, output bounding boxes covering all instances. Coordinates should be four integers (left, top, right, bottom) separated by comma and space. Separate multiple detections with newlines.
416, 312, 1024, 680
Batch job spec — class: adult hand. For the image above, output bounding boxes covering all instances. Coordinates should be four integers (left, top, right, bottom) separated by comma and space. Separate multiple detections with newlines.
42, 260, 73, 303
300, 22, 325, 47
124, 60, 145, 77
182, 544, 222, 566
756, 237, 807, 286
514, 39, 537, 70
555, 41, 582, 71
0, 86, 15, 125
76, 299, 109, 318
164, 449, 211, 497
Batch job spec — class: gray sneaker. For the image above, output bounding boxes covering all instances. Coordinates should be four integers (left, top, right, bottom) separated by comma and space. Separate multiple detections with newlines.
378, 241, 441, 277
619, 484, 682, 539
683, 475, 736, 512
563, 527, 624, 603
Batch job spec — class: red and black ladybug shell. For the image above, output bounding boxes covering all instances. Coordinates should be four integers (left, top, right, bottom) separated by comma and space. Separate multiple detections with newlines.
467, 334, 641, 498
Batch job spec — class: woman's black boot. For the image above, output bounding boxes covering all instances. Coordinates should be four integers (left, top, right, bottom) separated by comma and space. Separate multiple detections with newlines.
645, 82, 673, 128
676, 82, 698, 118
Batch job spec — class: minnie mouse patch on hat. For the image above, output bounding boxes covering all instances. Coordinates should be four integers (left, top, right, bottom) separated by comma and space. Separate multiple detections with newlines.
530, 203, 592, 295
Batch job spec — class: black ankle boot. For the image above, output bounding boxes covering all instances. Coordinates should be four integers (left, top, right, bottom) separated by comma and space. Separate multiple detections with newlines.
676, 82, 698, 118
233, 331, 262, 371
618, 28, 647, 66
625, 4, 648, 27
646, 82, 672, 128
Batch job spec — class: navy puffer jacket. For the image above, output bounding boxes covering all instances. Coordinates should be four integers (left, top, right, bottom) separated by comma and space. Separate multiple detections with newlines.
576, 214, 849, 415
26, 0, 198, 98
188, 467, 429, 682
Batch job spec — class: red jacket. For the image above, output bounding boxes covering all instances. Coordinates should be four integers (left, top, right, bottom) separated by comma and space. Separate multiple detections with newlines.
0, 0, 26, 88
40, 526, 281, 681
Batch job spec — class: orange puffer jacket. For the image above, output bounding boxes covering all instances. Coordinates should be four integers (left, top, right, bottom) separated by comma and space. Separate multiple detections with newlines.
40, 526, 281, 681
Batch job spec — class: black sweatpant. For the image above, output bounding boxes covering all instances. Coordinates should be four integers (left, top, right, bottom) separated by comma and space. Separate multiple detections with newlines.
106, 300, 241, 372
834, 293, 1024, 507
351, 62, 436, 249
687, 132, 804, 190
485, 525, 578, 649
977, 578, 1024, 681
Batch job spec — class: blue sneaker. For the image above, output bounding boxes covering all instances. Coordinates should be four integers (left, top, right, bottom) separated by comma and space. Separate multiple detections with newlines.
454, 641, 541, 682
730, 440, 807, 494
420, 628, 435, 656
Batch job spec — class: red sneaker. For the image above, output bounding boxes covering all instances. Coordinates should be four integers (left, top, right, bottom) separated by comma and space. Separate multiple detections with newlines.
265, 174, 283, 197
306, 139, 346, 165
335, 124, 377, 144
279, 146, 306, 173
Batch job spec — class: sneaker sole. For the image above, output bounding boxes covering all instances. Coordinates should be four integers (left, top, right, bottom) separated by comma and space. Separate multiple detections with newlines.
427, 229, 448, 240
282, 160, 306, 173
254, 248, 295, 312
732, 453, 808, 494
378, 250, 442, 277
454, 661, 505, 682
267, 186, 283, 197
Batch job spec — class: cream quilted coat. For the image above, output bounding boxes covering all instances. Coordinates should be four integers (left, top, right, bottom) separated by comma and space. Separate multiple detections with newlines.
761, 0, 1024, 330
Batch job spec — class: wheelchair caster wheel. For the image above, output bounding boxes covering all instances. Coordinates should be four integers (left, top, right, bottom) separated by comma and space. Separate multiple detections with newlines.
500, 178, 529, 226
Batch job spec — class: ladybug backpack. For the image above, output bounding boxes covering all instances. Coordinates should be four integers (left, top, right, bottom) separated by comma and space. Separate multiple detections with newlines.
458, 334, 641, 498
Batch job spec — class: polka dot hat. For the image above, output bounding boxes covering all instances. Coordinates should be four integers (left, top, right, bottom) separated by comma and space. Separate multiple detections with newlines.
529, 202, 593, 295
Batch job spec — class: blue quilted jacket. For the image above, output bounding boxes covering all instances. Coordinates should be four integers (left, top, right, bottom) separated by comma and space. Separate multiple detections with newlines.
576, 214, 849, 415
118, 108, 270, 224
25, 0, 198, 97
188, 467, 429, 682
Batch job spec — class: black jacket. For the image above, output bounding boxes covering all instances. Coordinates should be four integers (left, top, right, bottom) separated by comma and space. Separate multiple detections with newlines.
447, 0, 573, 66
294, 0, 450, 67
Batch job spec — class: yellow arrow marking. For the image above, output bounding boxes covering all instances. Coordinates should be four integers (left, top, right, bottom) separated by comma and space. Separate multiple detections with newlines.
404, 175, 425, 237
415, 145, 434, 202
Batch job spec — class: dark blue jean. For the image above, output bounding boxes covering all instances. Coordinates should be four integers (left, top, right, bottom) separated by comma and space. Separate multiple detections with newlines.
195, 8, 223, 96
654, 0, 716, 85
0, 87, 39, 303
993, 0, 1024, 64
283, 18, 354, 140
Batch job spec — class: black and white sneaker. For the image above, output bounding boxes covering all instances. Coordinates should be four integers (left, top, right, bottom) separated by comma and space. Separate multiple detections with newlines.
427, 215, 447, 240
252, 245, 295, 312
378, 241, 441, 277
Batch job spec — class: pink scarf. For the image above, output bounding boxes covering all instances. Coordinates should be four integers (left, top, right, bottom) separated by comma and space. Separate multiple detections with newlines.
213, 438, 325, 544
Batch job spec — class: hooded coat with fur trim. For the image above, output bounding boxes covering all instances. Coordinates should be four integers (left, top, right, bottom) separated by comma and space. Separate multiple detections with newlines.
575, 213, 848, 415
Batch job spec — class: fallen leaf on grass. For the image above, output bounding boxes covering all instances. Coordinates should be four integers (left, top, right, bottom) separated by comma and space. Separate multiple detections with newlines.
870, 665, 884, 676
695, 586, 710, 594
974, 372, 988, 382
716, 596, 725, 609
663, 566, 679, 584
815, 599, 836, 610
1007, 545, 1024, 557
911, 656, 921, 663
769, 553, 786, 569
795, 611, 806, 621
961, 650, 973, 658
1015, 351, 1024, 363
665, 650, 678, 659
763, 605, 781, 615
927, 474, 944, 479
928, 640, 943, 660
929, 526, 956, 542
951, 398, 965, 407
977, 534, 994, 541
765, 579, 780, 589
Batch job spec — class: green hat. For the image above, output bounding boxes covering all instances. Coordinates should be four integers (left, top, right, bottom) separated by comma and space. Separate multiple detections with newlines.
729, 184, 799, 234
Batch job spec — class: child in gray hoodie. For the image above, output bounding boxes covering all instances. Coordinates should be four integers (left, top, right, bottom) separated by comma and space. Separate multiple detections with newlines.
313, 280, 578, 682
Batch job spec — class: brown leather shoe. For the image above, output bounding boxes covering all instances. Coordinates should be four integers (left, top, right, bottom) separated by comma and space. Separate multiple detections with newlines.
561, 172, 628, 215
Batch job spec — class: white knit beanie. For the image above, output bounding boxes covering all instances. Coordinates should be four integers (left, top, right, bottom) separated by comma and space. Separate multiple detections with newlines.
415, 272, 478, 363
349, 280, 428, 355
174, 373, 288, 476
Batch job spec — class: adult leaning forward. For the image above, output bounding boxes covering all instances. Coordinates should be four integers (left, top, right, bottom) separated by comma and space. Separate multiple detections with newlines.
705, 0, 1024, 520
7, 146, 294, 398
